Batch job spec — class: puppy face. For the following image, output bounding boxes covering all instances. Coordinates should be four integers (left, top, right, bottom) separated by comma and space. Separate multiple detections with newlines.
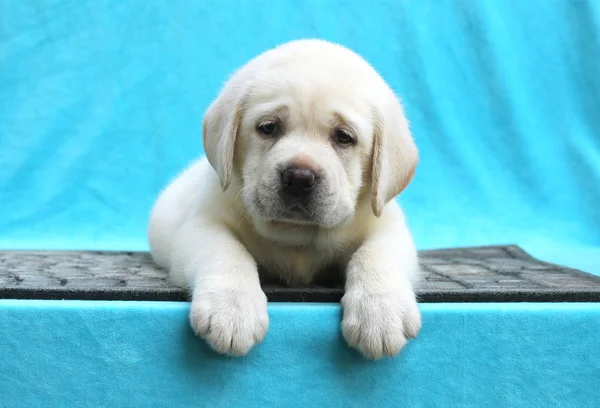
236, 68, 376, 228
203, 40, 418, 234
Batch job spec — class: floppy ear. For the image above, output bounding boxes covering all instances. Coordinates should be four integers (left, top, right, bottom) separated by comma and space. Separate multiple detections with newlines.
371, 96, 418, 216
202, 81, 245, 191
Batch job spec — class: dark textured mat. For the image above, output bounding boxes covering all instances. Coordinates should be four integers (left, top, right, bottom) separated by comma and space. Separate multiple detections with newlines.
1, 245, 599, 302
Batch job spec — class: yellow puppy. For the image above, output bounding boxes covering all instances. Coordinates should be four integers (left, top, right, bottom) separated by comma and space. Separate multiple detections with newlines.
148, 39, 421, 360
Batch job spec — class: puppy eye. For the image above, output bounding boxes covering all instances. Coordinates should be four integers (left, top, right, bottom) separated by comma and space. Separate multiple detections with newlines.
257, 121, 279, 137
334, 129, 355, 146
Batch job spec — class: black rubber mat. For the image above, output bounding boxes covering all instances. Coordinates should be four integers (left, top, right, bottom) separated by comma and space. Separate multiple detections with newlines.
1, 245, 599, 302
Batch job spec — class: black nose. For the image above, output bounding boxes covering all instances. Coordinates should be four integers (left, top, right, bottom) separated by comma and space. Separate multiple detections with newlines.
281, 167, 317, 198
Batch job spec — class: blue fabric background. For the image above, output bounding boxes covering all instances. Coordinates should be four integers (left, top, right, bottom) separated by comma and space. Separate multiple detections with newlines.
0, 0, 599, 273
1, 301, 599, 408
1, 2, 600, 406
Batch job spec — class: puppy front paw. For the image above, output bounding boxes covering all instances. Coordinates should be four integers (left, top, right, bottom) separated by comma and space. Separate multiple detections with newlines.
341, 290, 421, 360
189, 288, 269, 356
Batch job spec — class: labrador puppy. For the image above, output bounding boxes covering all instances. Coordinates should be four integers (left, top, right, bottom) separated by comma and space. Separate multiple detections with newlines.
148, 39, 421, 360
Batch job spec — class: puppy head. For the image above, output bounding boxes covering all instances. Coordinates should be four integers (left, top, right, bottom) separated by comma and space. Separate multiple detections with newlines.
203, 39, 418, 232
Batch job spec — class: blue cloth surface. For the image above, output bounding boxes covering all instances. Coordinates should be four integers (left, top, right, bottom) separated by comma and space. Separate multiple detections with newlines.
1, 3, 599, 406
0, 300, 599, 408
0, 0, 599, 274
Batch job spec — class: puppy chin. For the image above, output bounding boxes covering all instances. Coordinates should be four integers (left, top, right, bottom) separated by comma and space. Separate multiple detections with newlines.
242, 186, 355, 231
249, 202, 354, 229
245, 202, 354, 247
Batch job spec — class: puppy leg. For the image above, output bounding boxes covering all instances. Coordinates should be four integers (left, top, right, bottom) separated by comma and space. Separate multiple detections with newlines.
341, 214, 421, 360
171, 220, 268, 356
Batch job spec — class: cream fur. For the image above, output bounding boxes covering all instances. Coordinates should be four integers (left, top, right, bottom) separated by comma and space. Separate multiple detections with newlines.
148, 39, 421, 360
